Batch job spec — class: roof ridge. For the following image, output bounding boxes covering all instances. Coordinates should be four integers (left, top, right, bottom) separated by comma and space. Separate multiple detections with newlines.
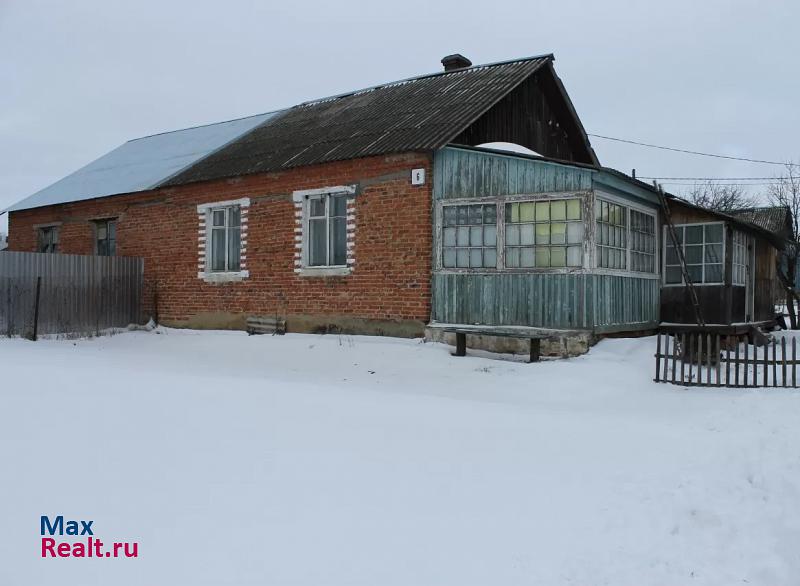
294, 53, 555, 108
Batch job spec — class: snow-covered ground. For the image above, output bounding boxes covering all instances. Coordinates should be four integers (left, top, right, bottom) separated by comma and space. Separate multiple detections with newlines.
2, 329, 800, 585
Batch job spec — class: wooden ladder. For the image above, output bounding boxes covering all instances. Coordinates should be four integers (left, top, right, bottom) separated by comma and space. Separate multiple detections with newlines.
656, 183, 706, 327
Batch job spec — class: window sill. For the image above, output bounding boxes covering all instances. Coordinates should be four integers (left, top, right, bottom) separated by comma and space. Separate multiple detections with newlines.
297, 266, 352, 277
198, 270, 249, 283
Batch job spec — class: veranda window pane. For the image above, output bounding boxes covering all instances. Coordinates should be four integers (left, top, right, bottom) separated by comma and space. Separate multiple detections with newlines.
551, 247, 566, 267
309, 218, 327, 266
443, 249, 456, 267
470, 248, 482, 267
443, 228, 456, 247
551, 223, 566, 245
705, 264, 723, 283
567, 199, 581, 220
535, 224, 550, 244
567, 222, 584, 244
705, 243, 723, 263
535, 248, 550, 267
483, 226, 497, 246
506, 225, 520, 246
443, 206, 456, 226
456, 249, 469, 267
469, 205, 482, 224
520, 224, 534, 246
457, 227, 469, 246
508, 203, 519, 223
705, 224, 723, 243
535, 201, 549, 221
470, 226, 483, 246
211, 228, 226, 271
457, 206, 469, 225
666, 245, 679, 265
551, 200, 566, 221
520, 248, 535, 267
484, 205, 497, 224
665, 266, 682, 284
519, 202, 536, 222
567, 246, 582, 267
484, 249, 497, 267
684, 245, 703, 264
331, 217, 347, 265
506, 248, 519, 267
687, 265, 702, 282
685, 225, 703, 244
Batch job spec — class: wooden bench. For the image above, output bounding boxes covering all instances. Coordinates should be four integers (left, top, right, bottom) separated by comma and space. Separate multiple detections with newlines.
439, 327, 549, 363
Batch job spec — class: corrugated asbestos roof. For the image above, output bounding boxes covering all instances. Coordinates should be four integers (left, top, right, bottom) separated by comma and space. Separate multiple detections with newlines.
162, 56, 552, 186
4, 112, 278, 212
731, 206, 792, 236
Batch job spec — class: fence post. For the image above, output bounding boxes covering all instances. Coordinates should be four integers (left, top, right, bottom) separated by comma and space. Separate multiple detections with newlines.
655, 332, 662, 382
31, 276, 41, 342
782, 337, 788, 388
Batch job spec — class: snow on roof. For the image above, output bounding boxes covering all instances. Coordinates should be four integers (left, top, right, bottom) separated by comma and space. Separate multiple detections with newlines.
476, 142, 542, 157
4, 111, 278, 213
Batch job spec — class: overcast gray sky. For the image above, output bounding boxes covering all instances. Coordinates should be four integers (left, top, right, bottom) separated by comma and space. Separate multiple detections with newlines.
2, 0, 798, 234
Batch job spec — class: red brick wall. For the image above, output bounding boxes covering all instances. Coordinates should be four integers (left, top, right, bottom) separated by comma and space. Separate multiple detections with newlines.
8, 152, 433, 334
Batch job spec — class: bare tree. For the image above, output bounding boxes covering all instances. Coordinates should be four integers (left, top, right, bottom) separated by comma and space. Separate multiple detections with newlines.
768, 163, 800, 328
686, 181, 758, 212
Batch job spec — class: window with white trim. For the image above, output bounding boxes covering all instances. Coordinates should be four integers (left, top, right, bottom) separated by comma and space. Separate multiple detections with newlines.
596, 200, 627, 269
307, 193, 348, 267
38, 226, 59, 253
664, 223, 724, 285
442, 204, 497, 268
594, 200, 658, 274
209, 205, 241, 272
505, 199, 583, 268
630, 210, 656, 273
732, 230, 748, 286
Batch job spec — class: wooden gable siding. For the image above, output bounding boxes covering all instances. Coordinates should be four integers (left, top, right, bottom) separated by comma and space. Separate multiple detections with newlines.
451, 66, 595, 164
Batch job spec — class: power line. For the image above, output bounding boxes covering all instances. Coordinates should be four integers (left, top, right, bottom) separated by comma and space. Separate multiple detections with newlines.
588, 133, 798, 166
638, 176, 779, 181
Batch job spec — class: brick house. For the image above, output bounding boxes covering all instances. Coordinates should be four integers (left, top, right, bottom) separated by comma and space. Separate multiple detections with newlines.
3, 53, 784, 341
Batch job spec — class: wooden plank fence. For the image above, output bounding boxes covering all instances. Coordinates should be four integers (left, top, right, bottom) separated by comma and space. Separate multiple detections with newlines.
654, 331, 799, 388
0, 251, 144, 339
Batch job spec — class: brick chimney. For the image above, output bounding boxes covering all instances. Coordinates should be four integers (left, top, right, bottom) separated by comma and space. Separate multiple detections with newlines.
441, 54, 472, 71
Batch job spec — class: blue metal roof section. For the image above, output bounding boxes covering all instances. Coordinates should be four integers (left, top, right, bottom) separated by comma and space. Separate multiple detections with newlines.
5, 111, 280, 212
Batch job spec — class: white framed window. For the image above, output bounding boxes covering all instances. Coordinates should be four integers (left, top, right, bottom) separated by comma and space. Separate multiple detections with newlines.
663, 223, 724, 286
596, 200, 627, 269
732, 230, 748, 286
594, 198, 658, 274
630, 210, 657, 273
292, 186, 356, 276
442, 203, 497, 268
505, 199, 583, 268
197, 198, 249, 282
38, 226, 59, 254
307, 193, 348, 267
209, 206, 241, 272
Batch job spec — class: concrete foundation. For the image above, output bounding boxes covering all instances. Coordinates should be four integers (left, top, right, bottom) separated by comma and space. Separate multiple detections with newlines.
425, 328, 594, 358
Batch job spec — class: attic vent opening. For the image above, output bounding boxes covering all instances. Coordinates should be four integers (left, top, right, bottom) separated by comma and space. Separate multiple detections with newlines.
441, 54, 472, 71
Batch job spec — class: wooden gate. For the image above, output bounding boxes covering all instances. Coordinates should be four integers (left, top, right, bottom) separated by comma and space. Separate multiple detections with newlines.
654, 331, 799, 388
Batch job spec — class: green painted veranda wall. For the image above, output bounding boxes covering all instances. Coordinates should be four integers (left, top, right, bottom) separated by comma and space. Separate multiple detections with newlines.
432, 147, 660, 332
